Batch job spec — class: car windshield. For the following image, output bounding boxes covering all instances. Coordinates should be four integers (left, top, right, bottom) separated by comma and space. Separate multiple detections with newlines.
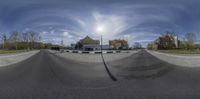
0, 0, 200, 99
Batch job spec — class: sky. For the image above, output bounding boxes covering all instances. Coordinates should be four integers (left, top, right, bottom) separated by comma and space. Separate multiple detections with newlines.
0, 0, 200, 47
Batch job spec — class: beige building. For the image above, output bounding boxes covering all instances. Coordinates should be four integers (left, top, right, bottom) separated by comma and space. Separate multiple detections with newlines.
109, 39, 129, 50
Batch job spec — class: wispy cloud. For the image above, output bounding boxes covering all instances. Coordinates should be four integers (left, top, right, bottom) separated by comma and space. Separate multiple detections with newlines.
0, 0, 199, 46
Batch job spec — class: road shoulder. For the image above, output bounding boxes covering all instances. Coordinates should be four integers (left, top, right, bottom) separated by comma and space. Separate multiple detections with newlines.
0, 50, 40, 67
147, 50, 200, 67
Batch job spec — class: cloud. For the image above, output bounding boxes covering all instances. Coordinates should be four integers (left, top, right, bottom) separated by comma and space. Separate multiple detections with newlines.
0, 0, 199, 46
63, 32, 69, 37
93, 12, 129, 37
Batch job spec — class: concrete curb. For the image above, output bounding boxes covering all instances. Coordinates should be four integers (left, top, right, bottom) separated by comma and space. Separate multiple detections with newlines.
49, 50, 139, 63
61, 50, 130, 54
147, 50, 200, 67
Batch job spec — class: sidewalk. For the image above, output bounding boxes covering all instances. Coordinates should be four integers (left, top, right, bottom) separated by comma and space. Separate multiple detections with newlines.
0, 50, 40, 67
147, 50, 200, 67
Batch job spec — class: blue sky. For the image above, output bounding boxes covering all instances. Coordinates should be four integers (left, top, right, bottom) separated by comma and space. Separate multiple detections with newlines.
0, 0, 199, 46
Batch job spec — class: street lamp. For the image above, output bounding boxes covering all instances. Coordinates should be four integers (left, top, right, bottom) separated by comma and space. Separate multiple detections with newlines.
96, 26, 104, 53
95, 26, 117, 81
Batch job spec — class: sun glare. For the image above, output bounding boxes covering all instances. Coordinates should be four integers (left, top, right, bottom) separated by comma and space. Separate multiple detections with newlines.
96, 26, 104, 33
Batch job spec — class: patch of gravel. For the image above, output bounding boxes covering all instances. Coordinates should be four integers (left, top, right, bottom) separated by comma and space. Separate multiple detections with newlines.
147, 50, 200, 67
0, 50, 40, 66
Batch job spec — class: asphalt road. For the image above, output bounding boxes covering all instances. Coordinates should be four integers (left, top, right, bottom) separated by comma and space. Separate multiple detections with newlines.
0, 50, 200, 99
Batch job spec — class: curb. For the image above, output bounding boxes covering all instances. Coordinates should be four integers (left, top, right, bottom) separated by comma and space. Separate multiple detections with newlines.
61, 50, 130, 54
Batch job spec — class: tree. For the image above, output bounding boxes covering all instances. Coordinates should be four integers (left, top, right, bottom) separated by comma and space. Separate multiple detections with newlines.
0, 33, 7, 49
9, 31, 19, 50
195, 44, 200, 49
27, 31, 40, 49
133, 42, 142, 49
185, 32, 196, 44
147, 43, 153, 50
75, 42, 83, 50
39, 42, 45, 49
21, 32, 30, 49
179, 41, 186, 49
164, 31, 177, 36
185, 32, 196, 49
21, 32, 29, 42
1, 31, 54, 50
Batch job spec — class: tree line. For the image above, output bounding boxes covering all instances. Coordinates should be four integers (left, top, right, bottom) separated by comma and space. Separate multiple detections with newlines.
0, 31, 54, 50
179, 32, 198, 49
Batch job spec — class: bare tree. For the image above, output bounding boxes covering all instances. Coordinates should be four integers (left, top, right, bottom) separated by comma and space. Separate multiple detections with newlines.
9, 31, 19, 50
133, 42, 142, 49
2, 33, 7, 49
21, 32, 30, 49
184, 32, 196, 49
27, 31, 40, 49
0, 33, 7, 49
160, 31, 176, 37
21, 32, 29, 42
1, 31, 47, 50
185, 32, 196, 44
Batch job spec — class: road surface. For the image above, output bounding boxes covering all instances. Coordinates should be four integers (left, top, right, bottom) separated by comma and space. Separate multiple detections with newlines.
0, 50, 200, 99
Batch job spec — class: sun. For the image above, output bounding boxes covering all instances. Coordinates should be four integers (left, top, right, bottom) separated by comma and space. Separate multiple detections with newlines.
96, 26, 104, 33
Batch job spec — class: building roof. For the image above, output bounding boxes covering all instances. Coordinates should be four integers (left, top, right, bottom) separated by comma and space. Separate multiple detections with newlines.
79, 36, 100, 45
80, 36, 92, 41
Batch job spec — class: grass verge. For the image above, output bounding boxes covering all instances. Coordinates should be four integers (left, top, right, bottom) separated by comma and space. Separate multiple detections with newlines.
0, 50, 28, 54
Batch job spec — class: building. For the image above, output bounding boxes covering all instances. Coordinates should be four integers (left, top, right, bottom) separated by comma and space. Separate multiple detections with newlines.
109, 39, 129, 50
82, 44, 100, 51
76, 36, 100, 51
101, 45, 110, 50
152, 33, 179, 50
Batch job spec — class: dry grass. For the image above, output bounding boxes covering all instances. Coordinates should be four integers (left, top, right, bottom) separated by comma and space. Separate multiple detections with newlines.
0, 50, 28, 54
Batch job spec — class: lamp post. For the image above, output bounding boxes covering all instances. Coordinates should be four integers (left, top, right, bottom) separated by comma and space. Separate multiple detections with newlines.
96, 26, 104, 53
101, 35, 103, 54
96, 26, 117, 81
